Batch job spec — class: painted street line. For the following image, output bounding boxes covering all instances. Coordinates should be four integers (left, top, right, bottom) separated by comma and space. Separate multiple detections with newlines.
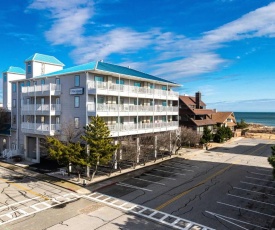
160, 164, 194, 172
240, 181, 275, 190
168, 161, 199, 168
0, 196, 41, 211
217, 201, 275, 218
144, 173, 176, 180
0, 193, 81, 226
86, 192, 214, 230
133, 177, 166, 186
249, 172, 273, 177
233, 186, 275, 197
153, 169, 186, 176
245, 176, 275, 184
256, 168, 273, 172
116, 182, 153, 192
205, 210, 269, 230
227, 193, 275, 206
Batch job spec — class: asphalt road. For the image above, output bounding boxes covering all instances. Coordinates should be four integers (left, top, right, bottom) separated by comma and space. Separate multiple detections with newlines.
97, 138, 275, 229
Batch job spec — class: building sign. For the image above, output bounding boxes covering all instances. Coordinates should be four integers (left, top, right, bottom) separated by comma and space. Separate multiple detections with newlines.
70, 88, 84, 95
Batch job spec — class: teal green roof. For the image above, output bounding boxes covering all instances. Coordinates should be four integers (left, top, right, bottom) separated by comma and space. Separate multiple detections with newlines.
96, 62, 176, 85
25, 53, 65, 66
3, 66, 25, 75
35, 61, 178, 85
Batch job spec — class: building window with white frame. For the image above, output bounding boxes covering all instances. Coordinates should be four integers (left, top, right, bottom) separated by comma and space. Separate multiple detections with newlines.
12, 99, 16, 108
55, 78, 60, 85
74, 117, 79, 128
12, 83, 16, 92
74, 96, 80, 108
27, 62, 32, 74
56, 116, 60, 124
41, 79, 45, 85
75, 75, 80, 87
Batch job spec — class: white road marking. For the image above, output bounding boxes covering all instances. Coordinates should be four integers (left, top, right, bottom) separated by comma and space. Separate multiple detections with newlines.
233, 186, 275, 197
144, 173, 176, 180
153, 169, 186, 176
169, 161, 199, 168
249, 172, 273, 177
116, 182, 153, 192
0, 196, 41, 211
133, 177, 166, 186
217, 201, 275, 218
227, 193, 275, 206
205, 210, 269, 230
256, 168, 273, 172
245, 176, 275, 184
240, 181, 275, 190
160, 164, 194, 172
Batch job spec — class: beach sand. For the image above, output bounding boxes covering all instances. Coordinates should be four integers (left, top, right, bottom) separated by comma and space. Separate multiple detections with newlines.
244, 124, 275, 140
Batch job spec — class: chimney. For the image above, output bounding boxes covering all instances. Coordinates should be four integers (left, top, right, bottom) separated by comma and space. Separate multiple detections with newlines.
195, 91, 201, 109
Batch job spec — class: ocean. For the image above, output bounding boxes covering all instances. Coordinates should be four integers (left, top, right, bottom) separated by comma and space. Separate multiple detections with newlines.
234, 112, 275, 127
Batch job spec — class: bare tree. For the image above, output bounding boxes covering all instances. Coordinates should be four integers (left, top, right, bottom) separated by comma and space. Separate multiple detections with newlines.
118, 136, 138, 169
140, 134, 155, 164
179, 126, 201, 148
157, 132, 173, 159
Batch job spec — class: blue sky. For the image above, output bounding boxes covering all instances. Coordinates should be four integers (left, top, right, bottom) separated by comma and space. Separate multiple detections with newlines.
1, 0, 275, 112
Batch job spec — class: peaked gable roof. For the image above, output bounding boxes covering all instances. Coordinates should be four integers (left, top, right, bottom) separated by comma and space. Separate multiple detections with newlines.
179, 95, 206, 107
212, 112, 235, 123
35, 61, 179, 85
3, 66, 25, 75
25, 53, 64, 66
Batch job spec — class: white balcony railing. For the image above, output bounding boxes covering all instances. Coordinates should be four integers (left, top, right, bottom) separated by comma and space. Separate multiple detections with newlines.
21, 83, 61, 94
21, 122, 60, 134
87, 81, 179, 97
107, 121, 178, 133
87, 103, 178, 113
22, 104, 61, 113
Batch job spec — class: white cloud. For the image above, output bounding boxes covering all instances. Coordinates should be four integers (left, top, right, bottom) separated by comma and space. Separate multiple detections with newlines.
27, 1, 275, 79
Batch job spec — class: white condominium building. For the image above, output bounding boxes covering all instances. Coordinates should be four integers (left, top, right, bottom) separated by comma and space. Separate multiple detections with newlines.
10, 53, 179, 163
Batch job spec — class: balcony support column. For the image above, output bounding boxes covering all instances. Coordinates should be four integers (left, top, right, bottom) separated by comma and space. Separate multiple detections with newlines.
136, 137, 140, 164
113, 140, 118, 169
36, 137, 40, 163
154, 135, 157, 161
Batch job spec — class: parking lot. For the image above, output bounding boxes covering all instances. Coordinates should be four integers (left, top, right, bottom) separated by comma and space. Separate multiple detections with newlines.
97, 138, 275, 229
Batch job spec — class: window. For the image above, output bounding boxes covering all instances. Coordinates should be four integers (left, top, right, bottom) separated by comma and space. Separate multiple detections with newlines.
162, 85, 167, 90
41, 79, 45, 85
56, 116, 60, 124
12, 83, 16, 92
134, 99, 138, 105
120, 117, 124, 124
75, 75, 80, 87
33, 81, 37, 85
55, 78, 60, 85
41, 98, 45, 105
56, 98, 60, 104
162, 116, 166, 122
74, 96, 80, 108
149, 83, 154, 89
134, 117, 137, 124
20, 83, 24, 89
95, 76, 104, 82
13, 115, 16, 125
41, 116, 45, 123
134, 82, 141, 87
150, 100, 154, 106
3, 74, 7, 82
27, 62, 32, 74
12, 99, 16, 108
116, 79, 124, 85
74, 117, 79, 128
97, 96, 104, 104
162, 101, 167, 106
26, 81, 30, 86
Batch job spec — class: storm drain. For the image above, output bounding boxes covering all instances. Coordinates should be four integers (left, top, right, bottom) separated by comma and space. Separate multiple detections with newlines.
85, 192, 214, 230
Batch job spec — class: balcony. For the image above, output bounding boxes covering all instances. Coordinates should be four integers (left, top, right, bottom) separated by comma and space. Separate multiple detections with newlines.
21, 122, 60, 135
21, 104, 61, 115
87, 81, 178, 100
107, 121, 178, 137
87, 103, 178, 116
21, 83, 61, 96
